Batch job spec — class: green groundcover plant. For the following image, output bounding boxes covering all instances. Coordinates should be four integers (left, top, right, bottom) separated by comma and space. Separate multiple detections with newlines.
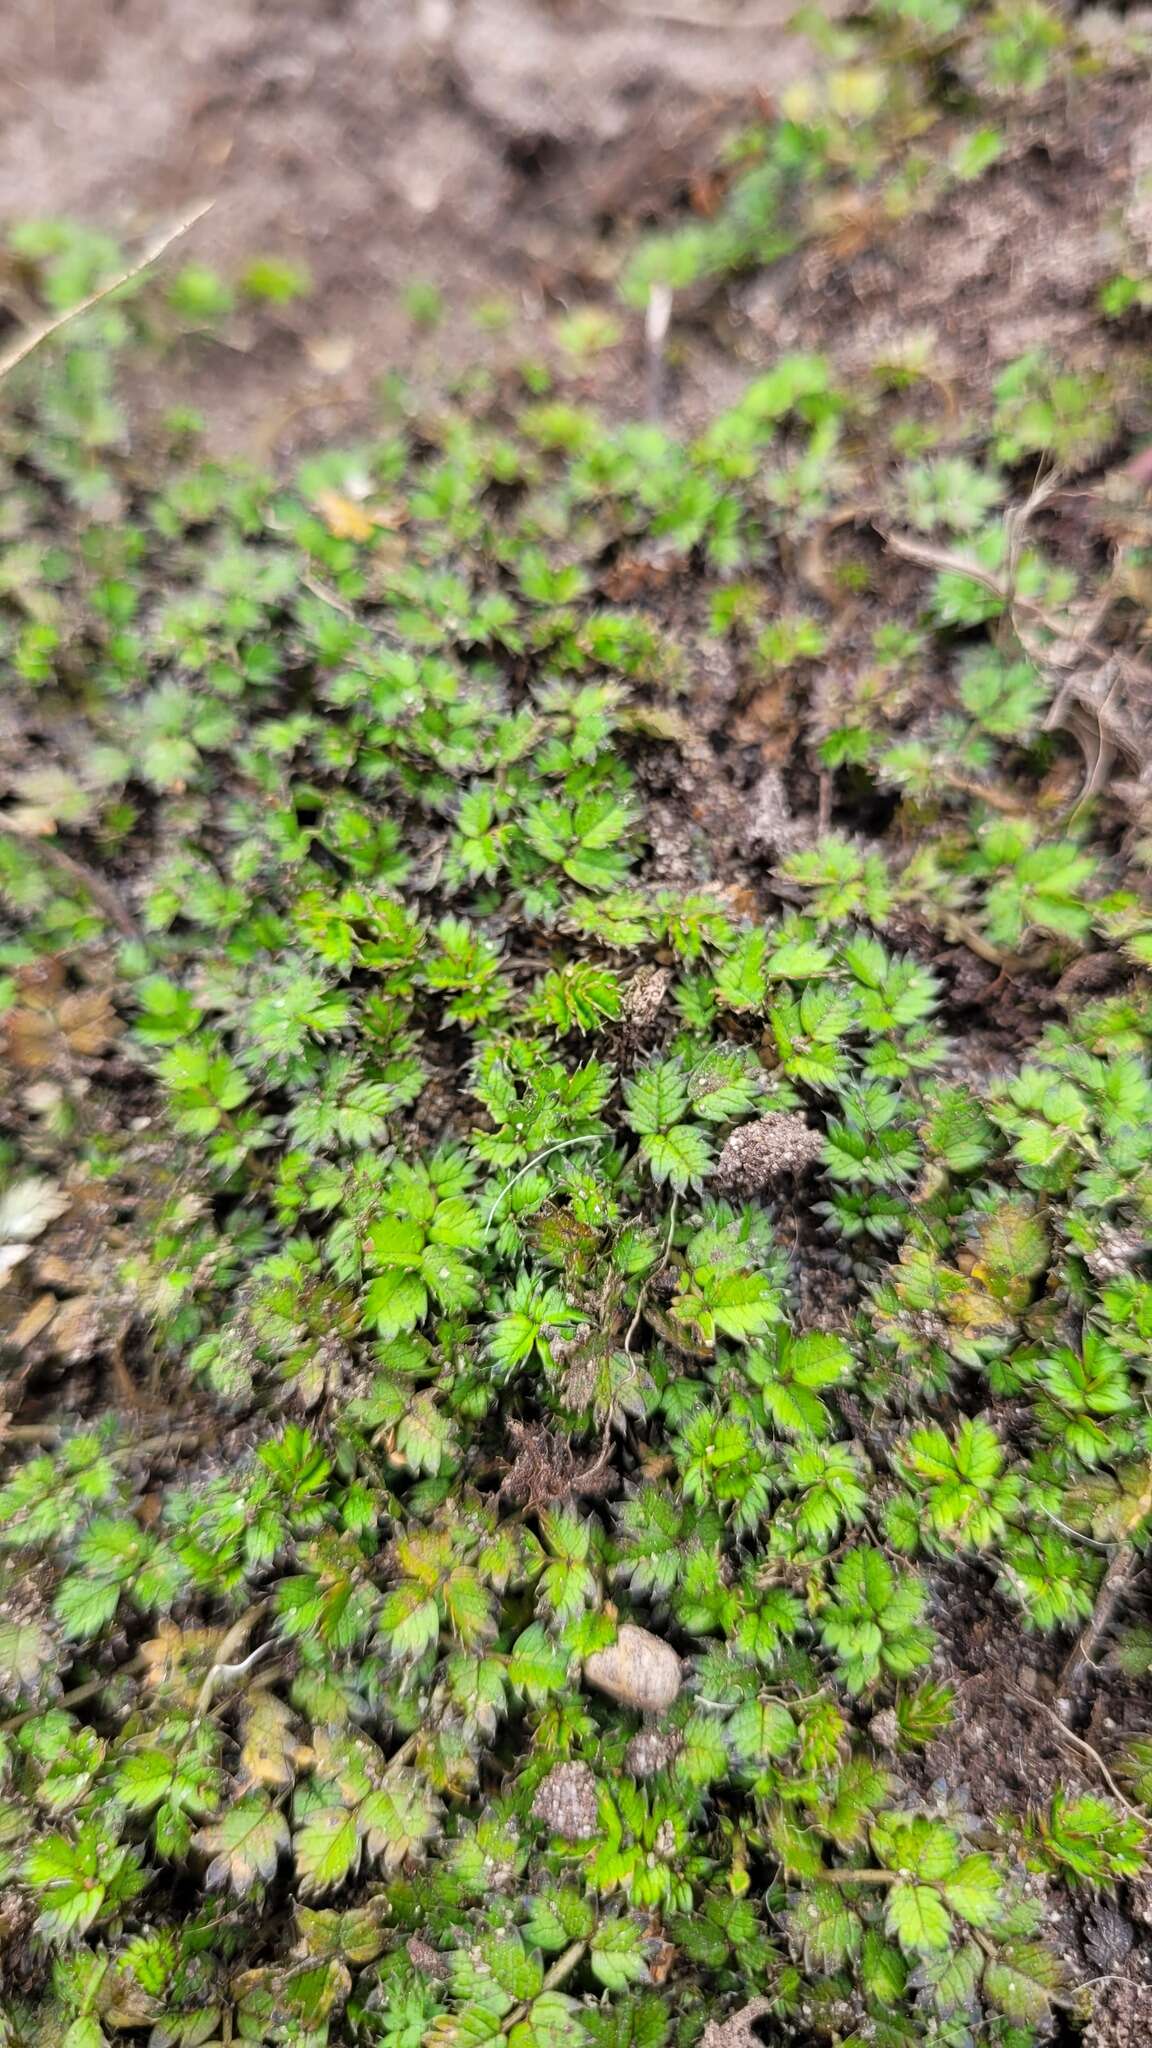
4, 6, 1152, 2045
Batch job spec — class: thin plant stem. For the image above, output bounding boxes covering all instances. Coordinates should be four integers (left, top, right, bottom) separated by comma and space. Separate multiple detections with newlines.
0, 201, 214, 383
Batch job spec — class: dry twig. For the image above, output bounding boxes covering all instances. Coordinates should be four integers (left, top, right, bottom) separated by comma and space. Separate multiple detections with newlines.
0, 826, 142, 940
193, 1601, 271, 1723
0, 200, 214, 384
1006, 1683, 1144, 1819
1058, 1540, 1144, 1706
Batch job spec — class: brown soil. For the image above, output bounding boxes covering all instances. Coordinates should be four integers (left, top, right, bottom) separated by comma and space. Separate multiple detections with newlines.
0, 0, 844, 454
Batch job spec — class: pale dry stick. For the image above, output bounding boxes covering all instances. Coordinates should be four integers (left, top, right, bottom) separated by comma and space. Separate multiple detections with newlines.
882, 526, 1147, 682
1067, 657, 1125, 820
300, 573, 359, 621
193, 1600, 271, 1723
1058, 1538, 1144, 1707
883, 522, 1152, 808
1057, 1460, 1152, 1705
1, 1421, 79, 1445
1001, 462, 1064, 591
0, 1422, 205, 1455
883, 528, 1048, 621
941, 774, 1028, 816
1004, 463, 1132, 682
937, 911, 1051, 975
613, 0, 810, 24
1005, 1681, 1144, 1821
109, 1428, 209, 1461
0, 826, 141, 940
0, 199, 214, 384
1037, 1501, 1111, 1553
1073, 1971, 1150, 1999
506, 1939, 588, 2030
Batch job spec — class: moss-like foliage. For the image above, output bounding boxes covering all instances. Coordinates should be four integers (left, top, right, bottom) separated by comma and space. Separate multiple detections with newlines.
4, 6, 1152, 2044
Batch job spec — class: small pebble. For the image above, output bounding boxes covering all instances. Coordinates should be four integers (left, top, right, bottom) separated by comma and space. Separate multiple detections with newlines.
584, 1623, 682, 1713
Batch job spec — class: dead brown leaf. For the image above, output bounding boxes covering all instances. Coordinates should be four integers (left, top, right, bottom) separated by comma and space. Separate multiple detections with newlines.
313, 490, 403, 543
314, 489, 378, 542
140, 1623, 221, 1708
240, 1688, 308, 1790
7, 1294, 57, 1350
49, 1294, 106, 1363
649, 1941, 677, 1985
5, 982, 121, 1071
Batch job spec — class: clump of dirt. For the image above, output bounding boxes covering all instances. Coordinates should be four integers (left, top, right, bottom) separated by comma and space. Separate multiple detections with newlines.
624, 1723, 683, 1778
715, 1111, 825, 1193
928, 1673, 1074, 1820
531, 1759, 601, 1839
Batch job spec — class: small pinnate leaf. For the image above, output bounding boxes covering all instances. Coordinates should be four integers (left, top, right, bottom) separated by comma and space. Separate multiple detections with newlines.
640, 1124, 713, 1190
589, 1916, 649, 1989
982, 1939, 1066, 2023
885, 1881, 952, 1954
293, 1805, 360, 1896
0, 1616, 56, 1702
197, 1795, 289, 1896
508, 1991, 588, 2048
359, 1768, 441, 1872
239, 1689, 305, 1790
